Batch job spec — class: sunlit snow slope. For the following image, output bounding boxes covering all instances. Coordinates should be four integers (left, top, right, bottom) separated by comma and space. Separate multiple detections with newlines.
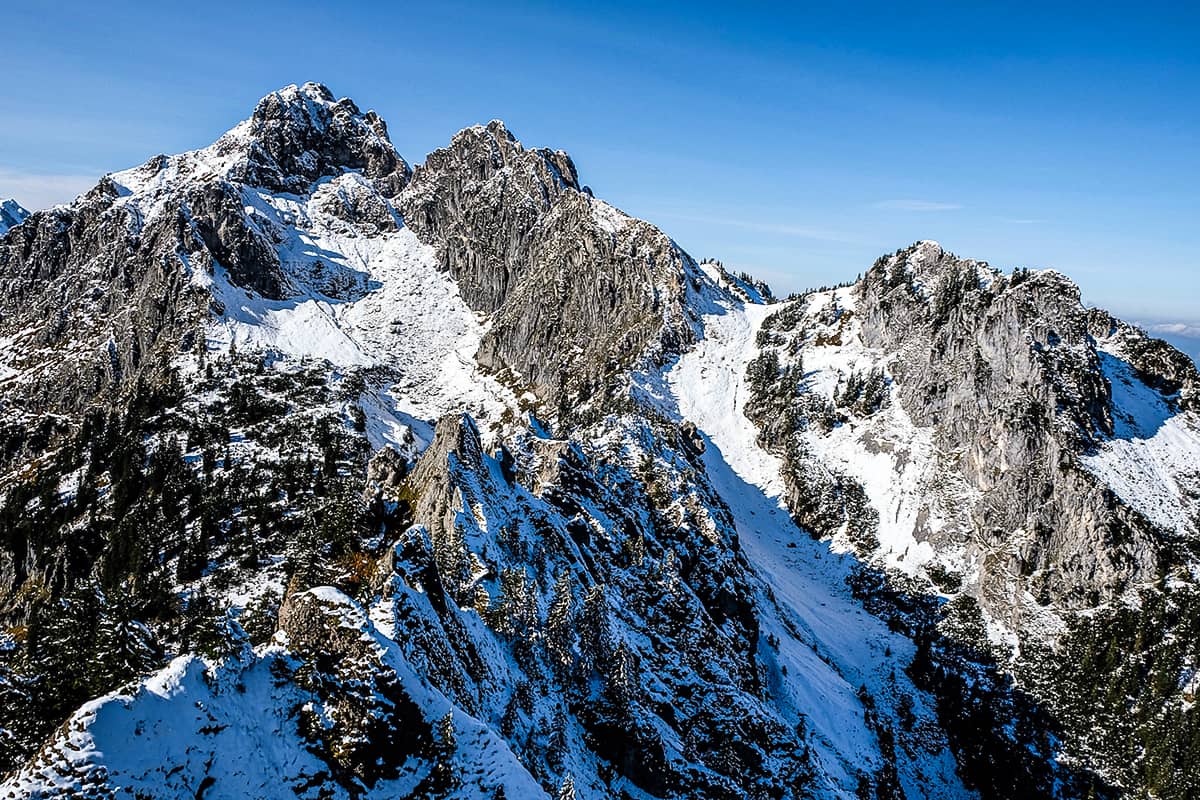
1082, 346, 1200, 536
663, 269, 968, 798
107, 157, 517, 454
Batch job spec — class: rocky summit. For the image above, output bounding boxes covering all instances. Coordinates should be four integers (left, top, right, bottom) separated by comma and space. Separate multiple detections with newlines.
1, 83, 1198, 800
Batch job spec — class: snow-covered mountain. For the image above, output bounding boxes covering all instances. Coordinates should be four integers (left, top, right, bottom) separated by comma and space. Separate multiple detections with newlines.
1, 83, 1198, 799
0, 200, 29, 237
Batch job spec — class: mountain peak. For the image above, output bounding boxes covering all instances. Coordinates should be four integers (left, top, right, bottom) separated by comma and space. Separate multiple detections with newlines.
421, 118, 581, 203
0, 198, 30, 236
107, 82, 410, 200
247, 82, 344, 133
223, 82, 409, 196
277, 80, 336, 103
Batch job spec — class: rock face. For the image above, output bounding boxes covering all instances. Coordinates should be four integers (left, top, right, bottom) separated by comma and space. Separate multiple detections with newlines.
276, 587, 434, 789
383, 411, 841, 798
739, 239, 1200, 633
400, 121, 698, 404
855, 242, 1196, 620
0, 179, 209, 414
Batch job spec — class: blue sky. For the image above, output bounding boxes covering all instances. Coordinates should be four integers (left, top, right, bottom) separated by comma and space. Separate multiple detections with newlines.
1, 1, 1196, 350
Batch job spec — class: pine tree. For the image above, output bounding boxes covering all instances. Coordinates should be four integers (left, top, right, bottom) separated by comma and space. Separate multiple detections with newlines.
621, 529, 646, 568
176, 505, 214, 584
24, 581, 104, 717
0, 663, 38, 772
426, 711, 460, 793
287, 514, 327, 591
318, 484, 364, 558
240, 590, 282, 646
546, 570, 576, 676
557, 774, 576, 800
96, 583, 160, 687
201, 446, 217, 477
547, 705, 570, 770
433, 521, 470, 602
108, 435, 146, 521
494, 567, 537, 639
195, 605, 246, 662
746, 349, 780, 392
437, 711, 456, 752
655, 550, 693, 639
606, 641, 639, 723
102, 501, 156, 592
578, 585, 613, 674
317, 418, 339, 480
149, 435, 189, 526
349, 404, 367, 433
856, 367, 887, 415
500, 692, 522, 738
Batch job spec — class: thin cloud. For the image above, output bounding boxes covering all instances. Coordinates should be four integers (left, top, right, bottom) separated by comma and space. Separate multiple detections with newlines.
875, 199, 962, 212
1148, 322, 1200, 339
651, 211, 866, 244
999, 217, 1042, 225
0, 167, 100, 211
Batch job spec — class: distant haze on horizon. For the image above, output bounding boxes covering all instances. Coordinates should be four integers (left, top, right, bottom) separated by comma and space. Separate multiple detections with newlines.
1, 1, 1196, 343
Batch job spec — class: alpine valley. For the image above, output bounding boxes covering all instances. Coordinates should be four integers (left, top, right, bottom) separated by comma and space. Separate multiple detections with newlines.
1, 84, 1198, 800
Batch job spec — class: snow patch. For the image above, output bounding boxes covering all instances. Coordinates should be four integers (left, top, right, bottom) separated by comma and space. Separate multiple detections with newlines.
795, 288, 975, 575
1082, 348, 1200, 536
590, 198, 630, 234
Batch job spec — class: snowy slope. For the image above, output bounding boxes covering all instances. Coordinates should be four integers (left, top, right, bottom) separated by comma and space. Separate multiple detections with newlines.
663, 273, 974, 578
663, 275, 970, 799
3, 588, 549, 800
5, 653, 339, 798
787, 288, 978, 576
1082, 346, 1200, 537
107, 165, 517, 455
227, 180, 515, 435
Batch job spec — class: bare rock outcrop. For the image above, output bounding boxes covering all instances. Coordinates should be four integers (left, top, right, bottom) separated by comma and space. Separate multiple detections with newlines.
856, 242, 1193, 620
399, 121, 698, 404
